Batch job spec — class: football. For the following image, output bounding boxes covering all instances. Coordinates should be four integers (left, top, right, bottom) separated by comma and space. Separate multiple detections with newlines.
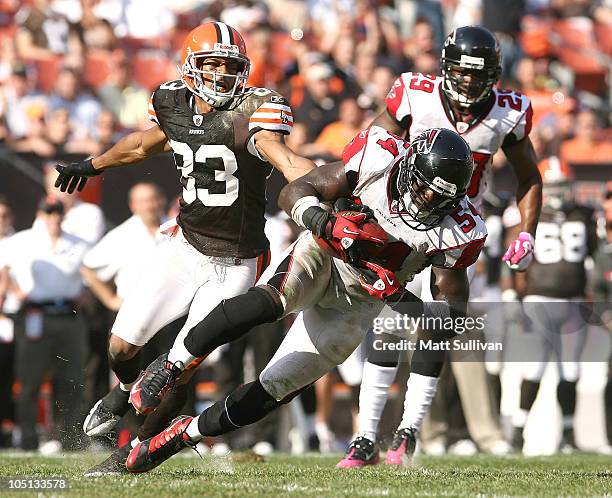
313, 213, 389, 262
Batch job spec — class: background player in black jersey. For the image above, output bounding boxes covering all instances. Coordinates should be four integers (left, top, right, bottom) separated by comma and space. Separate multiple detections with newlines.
53, 21, 316, 475
509, 158, 598, 453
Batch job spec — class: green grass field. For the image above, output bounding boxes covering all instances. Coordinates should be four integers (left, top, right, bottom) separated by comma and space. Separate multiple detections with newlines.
0, 452, 610, 498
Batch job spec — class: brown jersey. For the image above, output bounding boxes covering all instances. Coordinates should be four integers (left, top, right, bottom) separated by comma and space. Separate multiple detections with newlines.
149, 80, 293, 258
525, 203, 597, 298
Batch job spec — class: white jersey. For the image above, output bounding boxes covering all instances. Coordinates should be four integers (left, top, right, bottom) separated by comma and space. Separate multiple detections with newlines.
385, 72, 533, 207
341, 125, 487, 286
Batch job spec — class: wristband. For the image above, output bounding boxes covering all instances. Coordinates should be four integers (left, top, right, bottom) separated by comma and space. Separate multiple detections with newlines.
291, 196, 321, 228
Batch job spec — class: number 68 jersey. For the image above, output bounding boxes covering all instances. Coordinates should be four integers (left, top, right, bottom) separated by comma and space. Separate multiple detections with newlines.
524, 204, 597, 299
386, 72, 533, 208
149, 80, 293, 258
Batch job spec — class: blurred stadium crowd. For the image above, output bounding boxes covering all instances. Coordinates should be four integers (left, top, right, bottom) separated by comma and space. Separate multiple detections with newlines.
0, 0, 611, 456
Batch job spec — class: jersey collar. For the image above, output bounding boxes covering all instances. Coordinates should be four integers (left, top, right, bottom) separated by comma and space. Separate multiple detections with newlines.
439, 86, 496, 134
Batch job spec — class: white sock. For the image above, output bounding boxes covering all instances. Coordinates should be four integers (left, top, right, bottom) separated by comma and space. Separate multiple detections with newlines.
399, 373, 439, 432
512, 409, 528, 428
357, 361, 397, 442
119, 382, 133, 392
305, 414, 316, 437
186, 415, 203, 442
130, 437, 140, 448
562, 415, 574, 430
167, 339, 197, 367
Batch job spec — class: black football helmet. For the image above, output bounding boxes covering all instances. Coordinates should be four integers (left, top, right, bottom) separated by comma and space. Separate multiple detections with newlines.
441, 26, 501, 107
397, 128, 473, 230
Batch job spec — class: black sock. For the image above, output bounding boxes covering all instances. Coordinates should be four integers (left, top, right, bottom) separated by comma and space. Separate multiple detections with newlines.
557, 380, 577, 417
520, 380, 540, 411
197, 379, 307, 437
605, 377, 612, 445
197, 380, 280, 437
488, 373, 502, 413
109, 352, 141, 385
184, 287, 281, 359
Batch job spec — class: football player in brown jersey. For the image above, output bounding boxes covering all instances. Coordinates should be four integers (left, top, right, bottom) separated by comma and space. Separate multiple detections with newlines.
54, 22, 316, 475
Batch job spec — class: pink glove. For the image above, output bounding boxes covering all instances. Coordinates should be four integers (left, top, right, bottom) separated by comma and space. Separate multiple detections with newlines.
502, 232, 534, 271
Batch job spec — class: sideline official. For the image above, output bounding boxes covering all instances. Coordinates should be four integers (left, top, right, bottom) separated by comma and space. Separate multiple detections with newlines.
0, 198, 89, 450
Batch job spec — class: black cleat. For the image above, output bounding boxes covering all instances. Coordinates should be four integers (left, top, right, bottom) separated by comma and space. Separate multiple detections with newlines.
336, 436, 380, 468
511, 426, 524, 454
559, 428, 579, 454
130, 354, 183, 415
83, 385, 130, 437
385, 428, 418, 466
83, 444, 131, 477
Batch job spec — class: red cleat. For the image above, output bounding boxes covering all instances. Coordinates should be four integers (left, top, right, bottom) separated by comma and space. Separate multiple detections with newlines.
126, 416, 196, 473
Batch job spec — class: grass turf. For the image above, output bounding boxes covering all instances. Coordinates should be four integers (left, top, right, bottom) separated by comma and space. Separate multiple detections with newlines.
0, 451, 610, 497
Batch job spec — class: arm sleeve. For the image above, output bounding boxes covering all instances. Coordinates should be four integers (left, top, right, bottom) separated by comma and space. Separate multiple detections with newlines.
503, 97, 533, 148
385, 74, 412, 123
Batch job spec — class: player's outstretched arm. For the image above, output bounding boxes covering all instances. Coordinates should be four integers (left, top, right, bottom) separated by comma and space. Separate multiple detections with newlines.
55, 125, 171, 193
253, 129, 317, 182
502, 137, 542, 270
504, 137, 542, 237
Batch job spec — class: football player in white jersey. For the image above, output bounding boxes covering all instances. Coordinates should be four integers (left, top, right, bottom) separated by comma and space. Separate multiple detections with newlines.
338, 25, 542, 467
123, 127, 488, 473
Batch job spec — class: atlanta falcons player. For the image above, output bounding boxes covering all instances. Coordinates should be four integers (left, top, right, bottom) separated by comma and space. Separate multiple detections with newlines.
336, 25, 542, 467
122, 126, 488, 473
54, 21, 315, 475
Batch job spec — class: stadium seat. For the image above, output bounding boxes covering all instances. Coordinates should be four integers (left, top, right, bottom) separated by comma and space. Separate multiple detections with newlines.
519, 16, 553, 58
594, 23, 612, 55
270, 32, 294, 69
82, 54, 113, 89
33, 56, 62, 93
552, 19, 607, 95
131, 54, 178, 91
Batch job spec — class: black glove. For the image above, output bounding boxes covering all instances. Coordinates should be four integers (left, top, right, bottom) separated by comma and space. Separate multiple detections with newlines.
55, 159, 102, 194
333, 198, 376, 220
301, 206, 335, 238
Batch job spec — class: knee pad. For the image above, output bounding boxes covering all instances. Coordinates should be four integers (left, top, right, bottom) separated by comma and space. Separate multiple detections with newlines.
410, 343, 445, 378
365, 332, 402, 367
225, 286, 284, 324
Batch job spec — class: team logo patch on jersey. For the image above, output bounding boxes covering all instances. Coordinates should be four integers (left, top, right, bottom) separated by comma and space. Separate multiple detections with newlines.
456, 122, 469, 133
193, 114, 203, 126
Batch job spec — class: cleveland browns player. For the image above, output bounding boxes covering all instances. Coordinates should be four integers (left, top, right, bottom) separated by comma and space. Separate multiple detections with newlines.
336, 25, 543, 467
54, 21, 315, 475
122, 127, 488, 473
510, 158, 598, 454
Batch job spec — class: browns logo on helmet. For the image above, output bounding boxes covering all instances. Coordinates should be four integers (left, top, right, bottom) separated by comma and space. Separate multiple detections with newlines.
180, 22, 251, 108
